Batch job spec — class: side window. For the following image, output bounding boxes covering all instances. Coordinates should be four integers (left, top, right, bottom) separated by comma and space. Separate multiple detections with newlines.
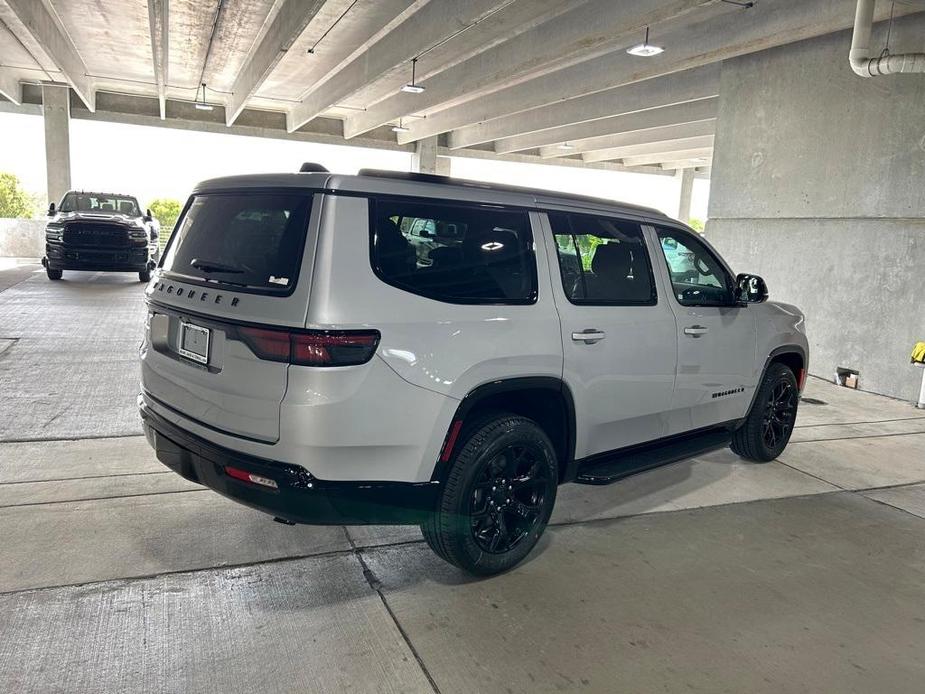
655, 227, 732, 306
548, 212, 656, 305
371, 198, 537, 304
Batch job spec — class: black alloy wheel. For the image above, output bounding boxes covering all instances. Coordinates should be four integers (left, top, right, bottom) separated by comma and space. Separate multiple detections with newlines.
469, 443, 552, 554
422, 413, 558, 575
731, 362, 800, 462
762, 379, 798, 450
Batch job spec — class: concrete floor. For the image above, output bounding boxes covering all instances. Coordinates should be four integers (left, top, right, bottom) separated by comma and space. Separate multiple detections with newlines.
1, 267, 924, 693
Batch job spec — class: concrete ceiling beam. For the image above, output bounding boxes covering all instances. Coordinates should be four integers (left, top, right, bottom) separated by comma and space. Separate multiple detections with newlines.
226, 0, 330, 126
580, 135, 715, 163
2, 0, 94, 110
146, 0, 169, 120
404, 0, 916, 145
539, 119, 716, 159
495, 97, 718, 154
343, 0, 715, 139
286, 0, 512, 133
340, 0, 586, 131
657, 160, 713, 171
444, 64, 719, 150
621, 148, 714, 167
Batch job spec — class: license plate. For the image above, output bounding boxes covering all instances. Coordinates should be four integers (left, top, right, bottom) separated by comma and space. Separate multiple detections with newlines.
178, 322, 211, 365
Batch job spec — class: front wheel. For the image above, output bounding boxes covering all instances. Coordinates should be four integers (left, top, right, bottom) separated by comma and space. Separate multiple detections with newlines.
46, 267, 62, 280
139, 268, 151, 282
422, 413, 558, 576
731, 363, 799, 462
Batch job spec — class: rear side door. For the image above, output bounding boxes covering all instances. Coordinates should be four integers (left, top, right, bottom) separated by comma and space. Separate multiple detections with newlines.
543, 211, 678, 459
650, 224, 757, 431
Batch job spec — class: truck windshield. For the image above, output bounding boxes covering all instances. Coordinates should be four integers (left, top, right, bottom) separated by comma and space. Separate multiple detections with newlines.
60, 193, 141, 216
160, 192, 313, 293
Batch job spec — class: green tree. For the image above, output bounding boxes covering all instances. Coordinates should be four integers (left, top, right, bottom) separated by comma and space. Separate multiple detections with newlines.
0, 173, 37, 219
688, 218, 705, 233
149, 198, 181, 232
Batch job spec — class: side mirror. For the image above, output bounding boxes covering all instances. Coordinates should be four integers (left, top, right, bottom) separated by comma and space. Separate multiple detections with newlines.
144, 209, 153, 222
47, 202, 56, 216
736, 273, 769, 303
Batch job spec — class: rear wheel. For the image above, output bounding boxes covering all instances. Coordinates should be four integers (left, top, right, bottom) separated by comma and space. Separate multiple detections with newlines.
139, 268, 151, 282
731, 362, 799, 462
46, 268, 62, 280
422, 413, 558, 575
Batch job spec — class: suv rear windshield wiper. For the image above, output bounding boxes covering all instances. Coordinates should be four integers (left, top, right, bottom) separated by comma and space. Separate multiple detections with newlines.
190, 258, 245, 274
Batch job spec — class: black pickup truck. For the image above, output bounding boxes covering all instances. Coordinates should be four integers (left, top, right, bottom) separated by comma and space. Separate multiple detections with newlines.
42, 191, 160, 282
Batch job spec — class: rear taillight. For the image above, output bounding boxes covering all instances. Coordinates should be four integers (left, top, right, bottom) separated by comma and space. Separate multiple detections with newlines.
237, 326, 380, 367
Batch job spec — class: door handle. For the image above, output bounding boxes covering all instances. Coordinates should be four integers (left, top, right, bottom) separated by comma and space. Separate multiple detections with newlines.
683, 325, 709, 337
572, 329, 606, 344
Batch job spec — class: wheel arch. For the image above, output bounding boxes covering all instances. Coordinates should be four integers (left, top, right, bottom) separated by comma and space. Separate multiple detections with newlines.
768, 345, 806, 385
432, 377, 576, 484
742, 345, 807, 418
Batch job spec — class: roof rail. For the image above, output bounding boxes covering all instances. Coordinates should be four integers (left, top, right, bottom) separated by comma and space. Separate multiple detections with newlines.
299, 162, 330, 173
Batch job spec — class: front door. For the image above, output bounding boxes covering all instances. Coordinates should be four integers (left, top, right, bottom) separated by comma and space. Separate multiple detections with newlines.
543, 211, 678, 459
652, 225, 757, 432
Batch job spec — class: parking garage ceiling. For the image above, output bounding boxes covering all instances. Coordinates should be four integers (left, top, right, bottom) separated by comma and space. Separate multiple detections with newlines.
0, 0, 922, 172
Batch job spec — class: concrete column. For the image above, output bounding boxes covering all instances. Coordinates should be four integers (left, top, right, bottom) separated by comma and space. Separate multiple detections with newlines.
677, 167, 694, 222
42, 84, 71, 206
412, 136, 449, 175
705, 13, 925, 402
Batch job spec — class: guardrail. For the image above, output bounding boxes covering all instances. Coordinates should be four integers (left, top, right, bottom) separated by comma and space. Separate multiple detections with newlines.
0, 218, 45, 258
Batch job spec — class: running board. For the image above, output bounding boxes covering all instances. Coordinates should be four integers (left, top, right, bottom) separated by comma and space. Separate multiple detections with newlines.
574, 428, 732, 485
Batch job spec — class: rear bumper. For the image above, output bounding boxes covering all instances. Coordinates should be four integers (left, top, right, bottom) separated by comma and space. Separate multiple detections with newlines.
139, 399, 439, 525
45, 244, 151, 271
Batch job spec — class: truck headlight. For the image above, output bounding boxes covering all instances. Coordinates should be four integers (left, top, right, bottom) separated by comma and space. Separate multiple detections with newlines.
45, 224, 63, 241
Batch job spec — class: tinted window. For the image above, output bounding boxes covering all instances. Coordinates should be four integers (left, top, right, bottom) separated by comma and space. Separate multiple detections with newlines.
549, 212, 655, 305
655, 227, 732, 306
161, 193, 312, 294
60, 193, 140, 216
371, 198, 536, 304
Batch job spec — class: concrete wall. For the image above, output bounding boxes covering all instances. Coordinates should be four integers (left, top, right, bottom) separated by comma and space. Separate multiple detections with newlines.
0, 219, 45, 258
706, 14, 925, 402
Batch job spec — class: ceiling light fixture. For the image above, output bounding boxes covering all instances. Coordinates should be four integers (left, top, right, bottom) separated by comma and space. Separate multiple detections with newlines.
195, 82, 214, 111
391, 119, 410, 133
558, 142, 575, 150
400, 57, 425, 94
626, 26, 664, 57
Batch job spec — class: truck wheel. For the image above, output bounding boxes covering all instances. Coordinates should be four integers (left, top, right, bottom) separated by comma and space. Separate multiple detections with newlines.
46, 268, 62, 280
421, 413, 558, 575
731, 362, 799, 462
139, 269, 151, 282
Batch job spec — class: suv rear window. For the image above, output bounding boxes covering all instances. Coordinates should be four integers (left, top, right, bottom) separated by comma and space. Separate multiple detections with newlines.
370, 197, 536, 304
161, 192, 313, 294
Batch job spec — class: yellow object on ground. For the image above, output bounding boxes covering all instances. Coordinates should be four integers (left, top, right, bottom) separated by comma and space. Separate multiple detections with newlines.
912, 342, 925, 364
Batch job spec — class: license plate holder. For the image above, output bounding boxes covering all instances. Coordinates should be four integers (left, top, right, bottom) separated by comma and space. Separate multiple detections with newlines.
178, 322, 211, 365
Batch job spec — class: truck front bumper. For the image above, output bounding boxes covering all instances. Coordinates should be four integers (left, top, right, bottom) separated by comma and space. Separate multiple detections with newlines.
45, 244, 150, 271
139, 399, 439, 525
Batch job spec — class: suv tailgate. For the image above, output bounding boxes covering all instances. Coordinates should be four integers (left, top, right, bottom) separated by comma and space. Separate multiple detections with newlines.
141, 191, 319, 443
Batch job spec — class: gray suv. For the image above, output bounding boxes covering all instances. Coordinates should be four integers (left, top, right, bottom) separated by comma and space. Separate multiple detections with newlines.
139, 167, 808, 575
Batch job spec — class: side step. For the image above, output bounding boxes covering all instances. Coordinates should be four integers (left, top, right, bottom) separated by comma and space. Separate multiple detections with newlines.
575, 428, 732, 485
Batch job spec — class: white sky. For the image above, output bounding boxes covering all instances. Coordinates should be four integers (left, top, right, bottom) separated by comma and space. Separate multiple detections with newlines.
0, 111, 709, 220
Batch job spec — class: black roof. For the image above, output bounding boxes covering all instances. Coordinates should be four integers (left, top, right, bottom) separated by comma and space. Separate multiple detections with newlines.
354, 169, 667, 219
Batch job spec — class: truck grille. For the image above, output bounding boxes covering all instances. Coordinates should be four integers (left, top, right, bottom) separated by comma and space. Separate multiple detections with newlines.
63, 223, 131, 248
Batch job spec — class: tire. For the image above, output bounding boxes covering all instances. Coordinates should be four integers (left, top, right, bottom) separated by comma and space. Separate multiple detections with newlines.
139, 268, 151, 282
421, 413, 559, 576
731, 362, 800, 462
46, 268, 62, 280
